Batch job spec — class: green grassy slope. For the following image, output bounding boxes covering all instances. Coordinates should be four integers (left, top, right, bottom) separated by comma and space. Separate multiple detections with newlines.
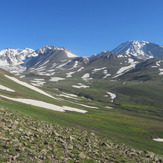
0, 69, 163, 156
2, 107, 162, 162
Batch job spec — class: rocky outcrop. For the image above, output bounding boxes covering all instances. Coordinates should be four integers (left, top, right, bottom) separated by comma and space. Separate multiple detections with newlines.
0, 107, 162, 162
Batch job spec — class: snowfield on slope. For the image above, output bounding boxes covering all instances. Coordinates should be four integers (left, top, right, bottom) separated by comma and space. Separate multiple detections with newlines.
153, 138, 163, 142
58, 93, 80, 100
49, 77, 65, 82
0, 95, 87, 113
5, 75, 56, 99
72, 83, 90, 88
106, 92, 116, 102
81, 73, 92, 81
114, 59, 137, 78
92, 67, 106, 73
0, 85, 15, 92
159, 68, 163, 75
77, 67, 84, 72
31, 79, 46, 86
65, 50, 77, 58
66, 71, 76, 77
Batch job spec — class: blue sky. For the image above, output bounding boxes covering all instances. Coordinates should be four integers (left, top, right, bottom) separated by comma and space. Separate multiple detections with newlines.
0, 0, 163, 56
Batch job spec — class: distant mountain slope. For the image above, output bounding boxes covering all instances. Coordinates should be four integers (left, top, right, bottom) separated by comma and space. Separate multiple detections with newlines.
0, 46, 77, 75
0, 46, 76, 68
112, 41, 163, 60
0, 48, 37, 66
26, 46, 77, 69
119, 58, 163, 81
24, 51, 142, 82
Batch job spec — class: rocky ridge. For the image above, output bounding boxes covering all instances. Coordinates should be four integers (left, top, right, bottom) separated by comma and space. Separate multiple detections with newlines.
0, 107, 162, 162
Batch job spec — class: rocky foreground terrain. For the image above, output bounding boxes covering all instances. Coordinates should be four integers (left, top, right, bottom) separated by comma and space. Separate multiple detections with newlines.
0, 107, 162, 163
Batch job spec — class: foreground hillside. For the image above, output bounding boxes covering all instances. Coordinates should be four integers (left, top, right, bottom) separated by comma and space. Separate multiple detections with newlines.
0, 107, 162, 162
0, 68, 163, 157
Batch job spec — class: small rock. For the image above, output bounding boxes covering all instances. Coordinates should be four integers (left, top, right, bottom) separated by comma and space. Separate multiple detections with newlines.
69, 136, 75, 141
0, 122, 5, 127
67, 145, 73, 150
147, 152, 155, 159
79, 152, 86, 159
11, 124, 17, 129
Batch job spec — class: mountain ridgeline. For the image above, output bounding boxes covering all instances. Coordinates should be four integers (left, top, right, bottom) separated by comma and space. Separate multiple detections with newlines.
0, 40, 162, 81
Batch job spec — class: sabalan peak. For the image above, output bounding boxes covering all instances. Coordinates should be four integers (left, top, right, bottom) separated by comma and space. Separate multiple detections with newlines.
112, 40, 163, 60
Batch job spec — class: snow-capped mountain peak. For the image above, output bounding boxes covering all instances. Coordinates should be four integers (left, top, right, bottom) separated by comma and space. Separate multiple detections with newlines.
125, 41, 151, 59
0, 48, 36, 65
35, 46, 77, 58
112, 40, 163, 60
64, 49, 77, 58
0, 45, 77, 69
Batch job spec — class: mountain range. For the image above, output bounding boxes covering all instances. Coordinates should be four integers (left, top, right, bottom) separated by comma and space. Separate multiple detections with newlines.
0, 40, 163, 158
0, 40, 162, 81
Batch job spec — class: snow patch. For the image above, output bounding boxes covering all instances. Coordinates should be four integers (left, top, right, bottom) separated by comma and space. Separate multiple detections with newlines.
31, 79, 46, 86
72, 83, 90, 88
128, 58, 134, 63
77, 67, 84, 72
34, 79, 44, 81
62, 92, 78, 98
153, 138, 163, 142
65, 50, 77, 58
49, 77, 65, 82
103, 70, 107, 74
106, 92, 116, 102
105, 106, 113, 109
151, 66, 158, 68
114, 59, 137, 78
82, 73, 90, 78
56, 61, 70, 69
35, 66, 46, 71
47, 69, 55, 72
0, 85, 15, 92
73, 61, 78, 68
19, 75, 25, 78
159, 68, 163, 75
0, 94, 87, 113
58, 93, 79, 100
103, 74, 111, 79
81, 73, 92, 81
118, 54, 124, 58
5, 75, 55, 99
66, 71, 76, 77
156, 61, 161, 67
103, 70, 111, 78
51, 63, 57, 68
39, 60, 49, 67
2, 65, 26, 76
34, 61, 41, 66
92, 67, 106, 73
